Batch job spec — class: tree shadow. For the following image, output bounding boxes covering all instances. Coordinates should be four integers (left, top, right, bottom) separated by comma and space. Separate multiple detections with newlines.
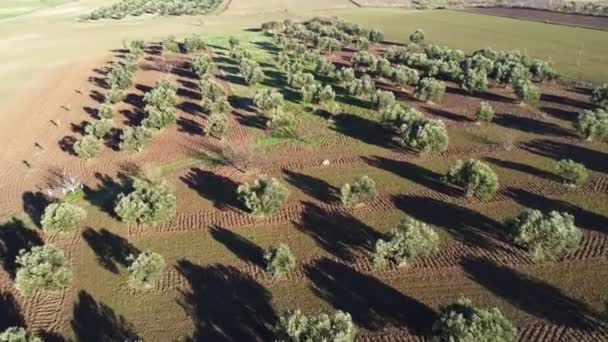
177, 117, 203, 135
540, 93, 592, 110
446, 84, 513, 102
89, 90, 105, 103
171, 66, 197, 80
22, 191, 50, 228
82, 227, 139, 274
494, 113, 576, 138
506, 188, 608, 233
177, 78, 198, 91
364, 156, 460, 196
296, 202, 381, 262
176, 260, 276, 341
483, 157, 558, 182
59, 135, 77, 155
253, 41, 280, 56
540, 106, 578, 123
120, 108, 144, 127
283, 169, 339, 203
332, 113, 395, 149
210, 226, 265, 267
70, 290, 139, 342
422, 105, 473, 123
0, 218, 43, 277
306, 258, 436, 333
393, 194, 507, 251
83, 173, 132, 218
180, 168, 241, 211
523, 139, 608, 173
462, 257, 601, 331
0, 291, 24, 330
177, 87, 202, 101
178, 101, 205, 116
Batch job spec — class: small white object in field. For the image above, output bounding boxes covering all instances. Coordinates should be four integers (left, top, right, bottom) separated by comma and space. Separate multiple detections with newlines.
322, 159, 330, 166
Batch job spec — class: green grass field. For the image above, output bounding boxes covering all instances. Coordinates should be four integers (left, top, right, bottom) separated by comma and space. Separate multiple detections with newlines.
0, 0, 72, 19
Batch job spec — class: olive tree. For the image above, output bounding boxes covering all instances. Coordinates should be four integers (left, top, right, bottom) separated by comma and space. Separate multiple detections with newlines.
380, 103, 424, 127
391, 65, 419, 88
301, 83, 322, 104
85, 118, 114, 139
104, 87, 126, 104
529, 59, 557, 82
400, 118, 449, 153
184, 34, 207, 53
432, 297, 516, 342
205, 112, 230, 140
239, 58, 265, 85
254, 88, 284, 112
368, 28, 384, 43
191, 53, 216, 79
199, 77, 227, 109
409, 29, 425, 44
373, 217, 440, 269
414, 77, 446, 103
591, 83, 608, 108
336, 67, 355, 85
275, 310, 357, 342
115, 179, 177, 225
555, 159, 588, 187
142, 79, 179, 129
287, 72, 315, 89
348, 75, 375, 99
161, 35, 180, 53
444, 159, 499, 200
15, 245, 72, 296
371, 90, 396, 111
98, 104, 114, 119
341, 175, 378, 208
266, 109, 297, 137
74, 134, 102, 159
119, 126, 153, 152
264, 243, 296, 277
41, 202, 87, 233
506, 209, 581, 260
460, 68, 489, 94
513, 79, 541, 104
476, 102, 495, 123
237, 176, 289, 216
370, 58, 393, 78
315, 59, 335, 76
127, 250, 165, 289
575, 108, 608, 141
0, 327, 42, 342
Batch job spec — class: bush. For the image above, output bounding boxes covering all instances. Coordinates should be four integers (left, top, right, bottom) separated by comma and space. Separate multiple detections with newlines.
476, 102, 495, 123
237, 176, 289, 216
276, 310, 356, 342
208, 96, 232, 115
409, 29, 425, 44
318, 85, 336, 105
85, 118, 114, 139
98, 104, 114, 119
432, 297, 516, 342
107, 63, 133, 90
15, 245, 72, 296
264, 243, 296, 276
199, 77, 226, 106
127, 250, 165, 289
315, 59, 335, 76
191, 53, 216, 78
239, 58, 265, 85
287, 72, 315, 89
591, 83, 608, 108
370, 58, 393, 78
506, 209, 581, 260
444, 159, 499, 200
414, 77, 446, 102
351, 51, 375, 68
348, 75, 375, 99
380, 103, 424, 127
368, 28, 384, 43
336, 67, 355, 85
205, 112, 230, 140
400, 118, 449, 153
341, 175, 378, 207
74, 134, 102, 159
355, 37, 369, 50
119, 126, 153, 152
142, 79, 178, 129
555, 159, 588, 187
529, 59, 557, 82
266, 109, 296, 137
104, 86, 126, 104
41, 202, 87, 233
391, 65, 419, 88
373, 217, 439, 269
301, 83, 322, 104
575, 108, 608, 140
254, 88, 284, 111
162, 35, 180, 53
115, 179, 177, 225
0, 327, 42, 342
513, 79, 541, 104
184, 34, 207, 52
460, 68, 488, 94
371, 90, 396, 110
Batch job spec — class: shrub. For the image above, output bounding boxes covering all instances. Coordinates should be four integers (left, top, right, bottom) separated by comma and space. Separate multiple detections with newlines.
191, 53, 216, 78
237, 176, 289, 216
301, 83, 322, 104
119, 126, 153, 152
575, 108, 608, 140
266, 109, 296, 137
15, 245, 72, 296
513, 79, 541, 104
287, 72, 315, 89
348, 75, 375, 99
105, 86, 126, 104
341, 175, 378, 207
254, 88, 284, 112
208, 96, 232, 115
317, 37, 341, 53
506, 209, 581, 260
336, 67, 355, 85
85, 118, 114, 139
98, 104, 114, 119
142, 79, 178, 129
127, 250, 165, 289
276, 310, 356, 342
400, 118, 449, 153
239, 59, 265, 85
529, 59, 557, 82
391, 65, 419, 88
352, 51, 375, 68
380, 103, 424, 127
355, 37, 369, 50
318, 85, 336, 105
368, 28, 384, 43
184, 34, 207, 52
476, 102, 495, 123
444, 159, 499, 200
115, 179, 177, 225
229, 46, 252, 63
371, 90, 396, 110
409, 29, 425, 44
315, 59, 335, 76
0, 327, 42, 342
414, 77, 446, 102
74, 134, 102, 159
493, 60, 528, 86
432, 297, 516, 342
371, 58, 393, 78
107, 63, 133, 90
205, 112, 230, 140
264, 243, 296, 276
373, 217, 440, 269
199, 77, 226, 103
162, 35, 180, 53
591, 83, 608, 108
555, 159, 588, 187
460, 68, 488, 93
41, 202, 86, 233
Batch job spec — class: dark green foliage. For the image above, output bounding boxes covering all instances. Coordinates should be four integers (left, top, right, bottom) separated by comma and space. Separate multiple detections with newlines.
15, 245, 72, 296
400, 118, 449, 153
264, 243, 296, 276
237, 176, 289, 216
115, 179, 177, 225
555, 159, 588, 186
119, 126, 153, 152
410, 29, 425, 44
41, 202, 87, 233
444, 159, 499, 200
276, 310, 357, 342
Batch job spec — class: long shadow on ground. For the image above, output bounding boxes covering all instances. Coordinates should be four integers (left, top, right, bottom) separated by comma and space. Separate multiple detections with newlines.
83, 173, 133, 218
82, 227, 140, 274
176, 260, 276, 341
463, 257, 602, 331
483, 157, 558, 182
494, 113, 576, 138
332, 113, 395, 149
22, 191, 50, 228
306, 258, 436, 333
180, 168, 242, 211
0, 218, 43, 277
523, 139, 608, 173
210, 226, 265, 267
283, 169, 339, 203
0, 291, 24, 331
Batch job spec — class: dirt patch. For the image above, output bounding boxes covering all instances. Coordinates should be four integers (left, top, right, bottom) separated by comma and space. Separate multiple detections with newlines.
465, 7, 608, 31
